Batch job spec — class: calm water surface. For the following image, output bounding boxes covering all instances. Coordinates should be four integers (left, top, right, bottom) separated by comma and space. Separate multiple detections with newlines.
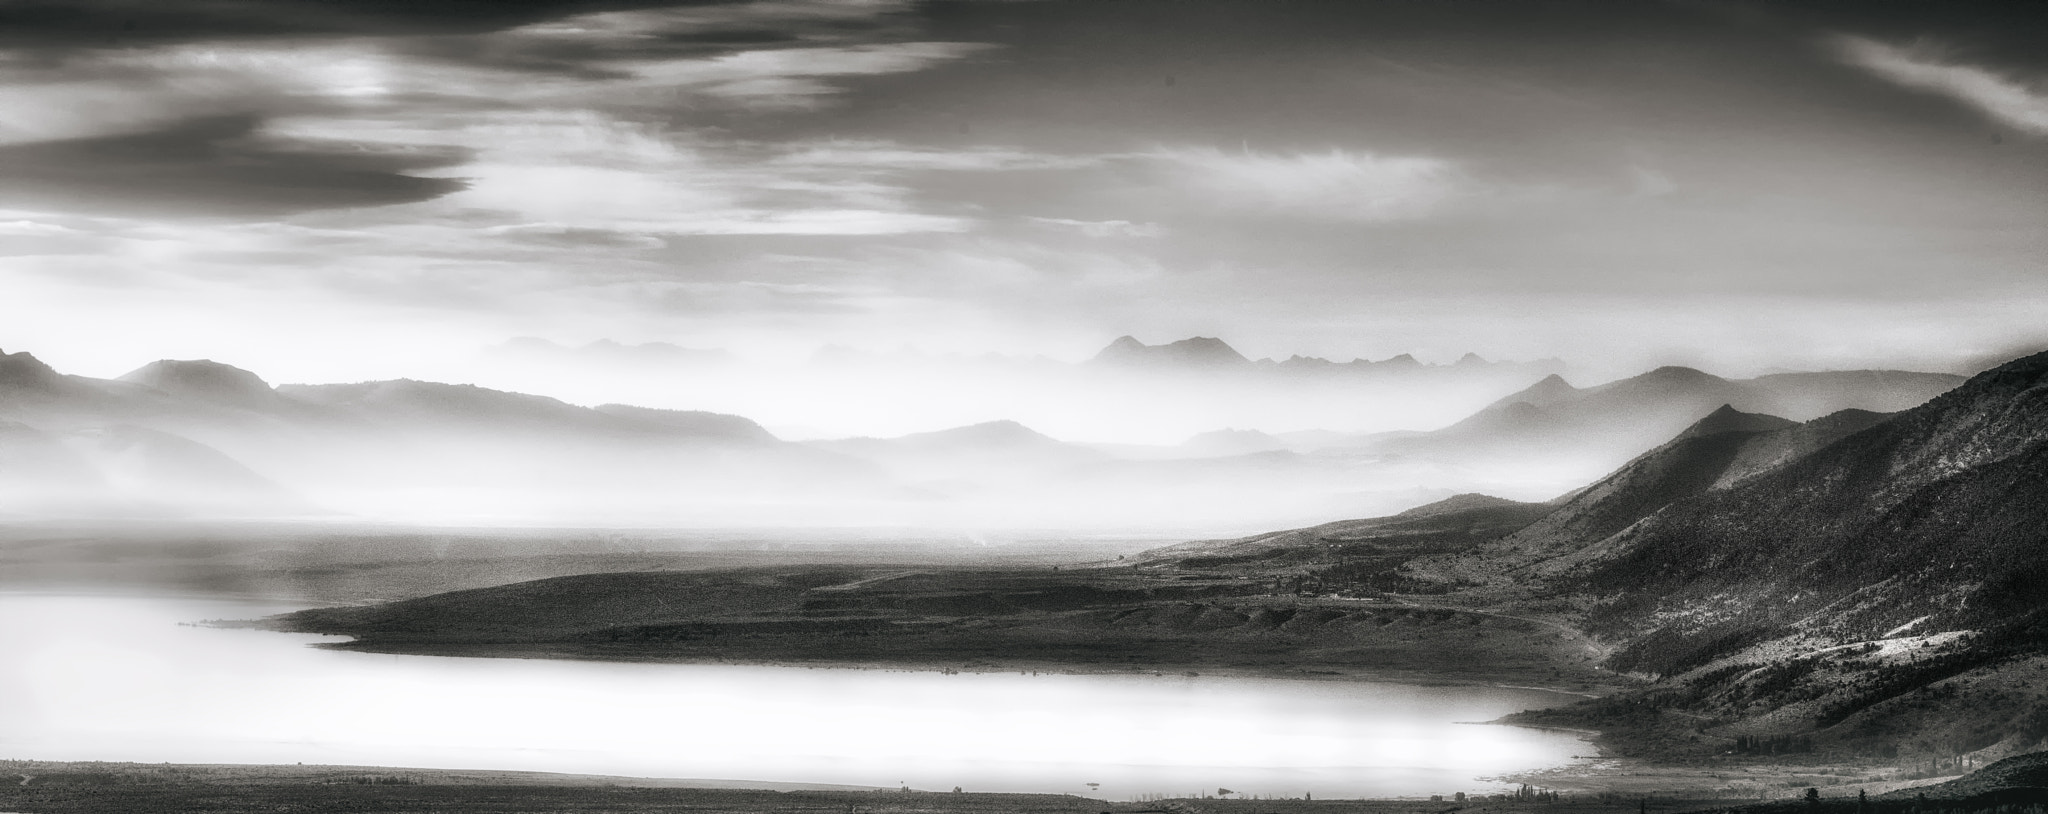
0, 592, 1592, 800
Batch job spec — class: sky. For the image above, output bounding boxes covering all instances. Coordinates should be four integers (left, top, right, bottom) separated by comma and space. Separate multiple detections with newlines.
1, 0, 2045, 384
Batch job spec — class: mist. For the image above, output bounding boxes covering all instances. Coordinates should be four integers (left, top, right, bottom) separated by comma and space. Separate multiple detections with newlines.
0, 339, 1965, 535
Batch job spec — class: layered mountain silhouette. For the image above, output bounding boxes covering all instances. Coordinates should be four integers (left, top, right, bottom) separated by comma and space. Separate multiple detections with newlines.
1394, 354, 2038, 623
1368, 364, 1962, 487
1086, 348, 2048, 761
0, 350, 857, 521
1185, 348, 2048, 757
808, 420, 1111, 496
1086, 335, 1564, 378
1178, 428, 1291, 457
1420, 404, 1887, 582
1564, 351, 2048, 659
1091, 335, 1252, 368
119, 359, 281, 407
0, 343, 1978, 530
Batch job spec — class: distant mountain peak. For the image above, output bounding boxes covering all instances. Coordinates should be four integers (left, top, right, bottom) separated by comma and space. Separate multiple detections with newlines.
592, 404, 776, 443
1186, 427, 1276, 442
1502, 373, 1579, 408
1090, 335, 1251, 368
1675, 404, 1797, 440
0, 349, 75, 397
904, 419, 1058, 447
1395, 492, 1526, 518
1637, 365, 1725, 383
119, 359, 274, 403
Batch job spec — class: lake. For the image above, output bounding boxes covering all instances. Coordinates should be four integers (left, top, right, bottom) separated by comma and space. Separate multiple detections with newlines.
0, 591, 1592, 800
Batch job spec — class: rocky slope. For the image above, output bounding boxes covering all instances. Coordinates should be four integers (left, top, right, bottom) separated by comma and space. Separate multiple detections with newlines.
1476, 351, 2048, 761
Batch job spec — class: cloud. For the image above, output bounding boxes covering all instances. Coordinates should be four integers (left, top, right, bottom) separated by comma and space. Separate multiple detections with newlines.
1832, 34, 2048, 136
0, 0, 1002, 236
0, 219, 76, 236
301, 110, 979, 236
0, 217, 105, 257
621, 42, 996, 109
670, 210, 971, 235
0, 1, 730, 51
480, 223, 669, 250
1146, 146, 1464, 221
775, 141, 1094, 172
1026, 217, 1165, 238
0, 114, 470, 217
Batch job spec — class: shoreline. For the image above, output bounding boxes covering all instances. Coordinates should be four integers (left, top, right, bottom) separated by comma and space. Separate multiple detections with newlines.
293, 633, 1628, 699
2, 758, 1969, 812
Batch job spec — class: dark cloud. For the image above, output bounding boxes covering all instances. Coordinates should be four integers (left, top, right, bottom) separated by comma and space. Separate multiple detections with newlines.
0, 1, 727, 49
2, 0, 2042, 381
1725, 0, 2048, 70
0, 0, 921, 90
388, 27, 810, 80
0, 114, 471, 217
483, 224, 666, 250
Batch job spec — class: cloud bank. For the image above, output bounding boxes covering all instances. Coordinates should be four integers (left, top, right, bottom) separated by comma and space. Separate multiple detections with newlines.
1833, 34, 2048, 135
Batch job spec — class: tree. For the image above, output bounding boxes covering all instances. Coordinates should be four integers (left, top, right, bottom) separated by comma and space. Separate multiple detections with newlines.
1805, 788, 1821, 809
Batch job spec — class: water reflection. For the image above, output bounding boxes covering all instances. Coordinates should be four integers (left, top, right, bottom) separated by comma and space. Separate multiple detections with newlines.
0, 592, 1590, 800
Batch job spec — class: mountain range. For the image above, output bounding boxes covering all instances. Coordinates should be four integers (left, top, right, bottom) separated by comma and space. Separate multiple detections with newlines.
1357, 365, 1962, 489
0, 349, 844, 521
0, 345, 1971, 529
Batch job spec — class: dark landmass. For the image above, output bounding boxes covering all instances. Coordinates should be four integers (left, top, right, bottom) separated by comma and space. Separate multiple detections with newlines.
269, 562, 1608, 689
0, 522, 1169, 604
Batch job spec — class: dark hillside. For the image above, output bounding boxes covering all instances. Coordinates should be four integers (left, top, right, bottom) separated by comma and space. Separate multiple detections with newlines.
1578, 351, 2048, 660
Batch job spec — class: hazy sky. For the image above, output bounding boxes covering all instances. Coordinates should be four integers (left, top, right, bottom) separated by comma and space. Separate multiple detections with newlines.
1, 0, 2044, 382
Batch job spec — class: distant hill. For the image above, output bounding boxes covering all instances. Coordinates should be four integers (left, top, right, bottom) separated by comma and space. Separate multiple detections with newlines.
1179, 428, 1289, 457
1420, 405, 1869, 582
0, 350, 873, 522
0, 349, 122, 410
1088, 336, 1566, 380
1371, 364, 1965, 482
118, 359, 279, 406
808, 420, 1108, 491
1090, 335, 1252, 369
892, 419, 1069, 450
593, 404, 776, 443
0, 420, 107, 509
1139, 491, 1553, 582
67, 424, 315, 515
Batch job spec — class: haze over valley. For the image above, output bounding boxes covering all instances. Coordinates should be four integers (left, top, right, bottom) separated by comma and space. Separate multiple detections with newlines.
0, 336, 1964, 531
2, 0, 2046, 809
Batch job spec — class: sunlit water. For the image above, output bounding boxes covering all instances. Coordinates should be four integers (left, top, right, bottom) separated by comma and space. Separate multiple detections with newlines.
0, 592, 1592, 800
